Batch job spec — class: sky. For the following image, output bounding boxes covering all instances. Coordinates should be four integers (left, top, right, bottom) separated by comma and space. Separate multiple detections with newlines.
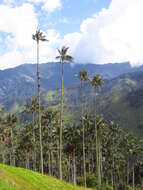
0, 0, 143, 69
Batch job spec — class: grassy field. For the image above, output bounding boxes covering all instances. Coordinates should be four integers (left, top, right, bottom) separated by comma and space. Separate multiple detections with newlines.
0, 164, 92, 190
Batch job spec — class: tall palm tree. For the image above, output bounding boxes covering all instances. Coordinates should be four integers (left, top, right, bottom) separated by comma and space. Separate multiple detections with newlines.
5, 113, 17, 166
23, 96, 37, 171
78, 70, 89, 187
32, 29, 48, 174
56, 46, 74, 180
90, 74, 103, 190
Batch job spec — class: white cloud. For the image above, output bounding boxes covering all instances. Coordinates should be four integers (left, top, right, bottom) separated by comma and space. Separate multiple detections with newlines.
1, 0, 143, 69
0, 50, 23, 69
0, 3, 61, 69
72, 0, 143, 66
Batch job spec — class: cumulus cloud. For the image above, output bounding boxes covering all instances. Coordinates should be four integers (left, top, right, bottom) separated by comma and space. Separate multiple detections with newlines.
0, 3, 62, 69
0, 3, 37, 69
72, 0, 143, 66
1, 0, 143, 69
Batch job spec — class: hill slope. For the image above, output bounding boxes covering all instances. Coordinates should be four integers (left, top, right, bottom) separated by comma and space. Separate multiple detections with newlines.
98, 72, 143, 137
0, 164, 92, 190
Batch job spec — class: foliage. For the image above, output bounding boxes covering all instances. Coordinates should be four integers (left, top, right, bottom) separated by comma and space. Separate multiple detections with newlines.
77, 173, 97, 188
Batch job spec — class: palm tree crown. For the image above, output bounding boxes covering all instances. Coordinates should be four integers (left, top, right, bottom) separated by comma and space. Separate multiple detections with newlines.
90, 74, 104, 88
56, 46, 74, 63
78, 70, 89, 82
32, 29, 48, 43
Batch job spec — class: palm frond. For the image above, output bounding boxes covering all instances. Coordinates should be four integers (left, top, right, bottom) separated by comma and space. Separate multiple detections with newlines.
62, 46, 69, 54
65, 55, 74, 63
57, 48, 61, 55
56, 56, 61, 60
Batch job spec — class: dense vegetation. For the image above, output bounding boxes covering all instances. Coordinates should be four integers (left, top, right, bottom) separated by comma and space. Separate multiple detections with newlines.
0, 29, 143, 190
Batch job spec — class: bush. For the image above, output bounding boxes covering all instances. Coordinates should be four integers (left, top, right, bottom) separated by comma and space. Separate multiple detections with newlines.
117, 183, 132, 190
77, 176, 84, 186
77, 173, 97, 188
101, 184, 113, 190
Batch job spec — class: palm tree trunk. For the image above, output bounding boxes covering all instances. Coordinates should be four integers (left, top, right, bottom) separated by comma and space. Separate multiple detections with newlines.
37, 40, 43, 174
73, 149, 77, 185
81, 80, 86, 187
59, 61, 64, 180
2, 144, 5, 164
94, 87, 101, 189
26, 151, 30, 169
11, 127, 15, 166
68, 155, 71, 182
48, 150, 51, 175
132, 162, 135, 190
98, 135, 102, 189
32, 112, 36, 171
82, 118, 86, 187
127, 157, 129, 185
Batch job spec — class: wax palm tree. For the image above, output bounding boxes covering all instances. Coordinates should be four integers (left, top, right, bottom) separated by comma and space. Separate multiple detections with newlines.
18, 122, 34, 169
78, 70, 89, 187
23, 96, 38, 171
32, 29, 48, 174
56, 46, 73, 180
5, 113, 17, 166
64, 124, 80, 185
90, 74, 103, 190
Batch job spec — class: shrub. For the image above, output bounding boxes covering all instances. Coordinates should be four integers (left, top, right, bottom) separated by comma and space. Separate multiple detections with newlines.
117, 183, 132, 190
77, 173, 97, 188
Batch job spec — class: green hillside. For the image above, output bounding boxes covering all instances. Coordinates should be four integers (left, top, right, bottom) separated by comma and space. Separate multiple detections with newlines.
98, 72, 143, 138
0, 164, 92, 190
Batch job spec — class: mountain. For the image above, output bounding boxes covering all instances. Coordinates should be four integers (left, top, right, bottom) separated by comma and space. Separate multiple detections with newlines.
0, 164, 91, 190
1, 62, 143, 138
0, 61, 133, 107
97, 71, 143, 138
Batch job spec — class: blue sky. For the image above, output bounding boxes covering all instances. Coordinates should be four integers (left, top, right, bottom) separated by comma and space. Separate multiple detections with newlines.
42, 0, 111, 35
0, 0, 143, 69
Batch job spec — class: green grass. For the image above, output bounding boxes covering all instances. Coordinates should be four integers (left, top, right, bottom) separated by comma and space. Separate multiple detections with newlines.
0, 164, 92, 190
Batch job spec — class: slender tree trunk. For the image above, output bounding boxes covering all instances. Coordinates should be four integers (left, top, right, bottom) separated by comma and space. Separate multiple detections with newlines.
88, 145, 91, 173
48, 150, 51, 175
2, 149, 5, 164
127, 157, 129, 185
37, 41, 43, 174
32, 112, 36, 171
98, 135, 102, 188
68, 155, 71, 182
91, 151, 95, 173
10, 127, 15, 166
73, 149, 77, 185
81, 80, 86, 187
112, 153, 115, 190
59, 61, 64, 180
94, 87, 101, 189
9, 152, 12, 166
111, 172, 114, 189
51, 151, 53, 175
26, 151, 30, 169
132, 162, 135, 190
82, 118, 86, 187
